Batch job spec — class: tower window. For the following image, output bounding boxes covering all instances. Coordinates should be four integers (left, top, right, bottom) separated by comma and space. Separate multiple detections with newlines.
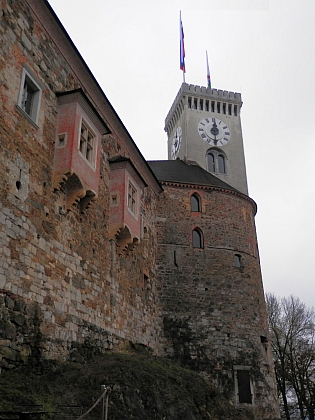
260, 336, 268, 352
205, 100, 209, 111
193, 98, 198, 109
207, 153, 215, 173
223, 103, 226, 114
235, 370, 252, 404
200, 99, 203, 110
233, 254, 242, 268
211, 101, 215, 112
234, 105, 238, 116
228, 104, 232, 115
206, 149, 227, 174
190, 193, 201, 212
217, 102, 221, 113
217, 154, 226, 174
17, 66, 42, 125
192, 228, 203, 248
188, 97, 192, 108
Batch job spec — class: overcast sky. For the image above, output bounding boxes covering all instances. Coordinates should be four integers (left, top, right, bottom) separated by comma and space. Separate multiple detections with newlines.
48, 0, 315, 309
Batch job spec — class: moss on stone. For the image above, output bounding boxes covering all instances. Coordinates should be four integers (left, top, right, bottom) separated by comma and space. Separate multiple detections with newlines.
0, 345, 254, 420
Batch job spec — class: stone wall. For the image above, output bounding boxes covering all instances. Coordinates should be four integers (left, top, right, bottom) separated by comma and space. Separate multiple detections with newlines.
0, 0, 162, 365
155, 183, 279, 419
0, 290, 42, 371
0, 1, 279, 418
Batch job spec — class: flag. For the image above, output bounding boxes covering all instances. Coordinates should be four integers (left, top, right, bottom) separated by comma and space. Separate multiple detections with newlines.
206, 50, 211, 88
180, 12, 185, 74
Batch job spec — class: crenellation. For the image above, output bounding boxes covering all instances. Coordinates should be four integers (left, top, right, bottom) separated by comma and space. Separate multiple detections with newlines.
165, 83, 243, 131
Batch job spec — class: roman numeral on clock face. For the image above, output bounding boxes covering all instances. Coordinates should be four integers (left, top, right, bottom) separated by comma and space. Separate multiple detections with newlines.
198, 118, 230, 146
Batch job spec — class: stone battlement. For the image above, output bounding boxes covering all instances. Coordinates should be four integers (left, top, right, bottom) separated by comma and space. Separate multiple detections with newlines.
183, 83, 242, 100
165, 83, 242, 128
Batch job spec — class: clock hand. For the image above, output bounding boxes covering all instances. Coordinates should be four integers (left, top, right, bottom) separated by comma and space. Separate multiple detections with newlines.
210, 121, 219, 144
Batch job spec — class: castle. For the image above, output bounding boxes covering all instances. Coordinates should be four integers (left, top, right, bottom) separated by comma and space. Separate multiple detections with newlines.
0, 1, 279, 418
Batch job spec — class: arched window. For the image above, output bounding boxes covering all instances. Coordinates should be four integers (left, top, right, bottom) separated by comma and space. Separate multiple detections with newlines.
192, 228, 203, 249
207, 153, 215, 173
206, 149, 227, 174
190, 193, 201, 212
217, 154, 226, 174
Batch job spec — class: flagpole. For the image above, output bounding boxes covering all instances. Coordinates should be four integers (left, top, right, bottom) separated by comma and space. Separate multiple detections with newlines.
180, 11, 186, 83
206, 50, 211, 89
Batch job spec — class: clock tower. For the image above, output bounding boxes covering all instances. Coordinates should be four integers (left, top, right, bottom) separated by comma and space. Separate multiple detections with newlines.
165, 83, 248, 195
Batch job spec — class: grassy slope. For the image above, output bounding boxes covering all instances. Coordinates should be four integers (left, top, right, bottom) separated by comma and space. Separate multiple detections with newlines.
0, 347, 253, 420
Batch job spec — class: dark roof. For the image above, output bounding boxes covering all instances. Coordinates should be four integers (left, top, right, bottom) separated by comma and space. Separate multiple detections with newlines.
147, 160, 240, 193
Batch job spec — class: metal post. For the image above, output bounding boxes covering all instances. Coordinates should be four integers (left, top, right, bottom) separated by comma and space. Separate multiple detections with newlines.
100, 385, 106, 420
105, 393, 109, 420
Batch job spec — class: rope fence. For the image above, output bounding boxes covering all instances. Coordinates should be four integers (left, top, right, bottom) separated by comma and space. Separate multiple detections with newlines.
75, 386, 111, 420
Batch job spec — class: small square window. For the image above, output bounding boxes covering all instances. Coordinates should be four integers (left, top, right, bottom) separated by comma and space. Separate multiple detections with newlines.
111, 194, 118, 206
17, 66, 42, 125
128, 181, 137, 215
79, 119, 96, 167
56, 133, 67, 148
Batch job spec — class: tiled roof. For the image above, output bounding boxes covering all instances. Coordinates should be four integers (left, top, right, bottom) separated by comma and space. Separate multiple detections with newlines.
147, 159, 240, 193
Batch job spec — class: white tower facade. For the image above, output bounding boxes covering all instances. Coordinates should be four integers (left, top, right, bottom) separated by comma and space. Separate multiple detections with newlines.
165, 83, 248, 195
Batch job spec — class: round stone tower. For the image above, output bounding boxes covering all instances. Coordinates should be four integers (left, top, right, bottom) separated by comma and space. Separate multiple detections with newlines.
148, 159, 279, 419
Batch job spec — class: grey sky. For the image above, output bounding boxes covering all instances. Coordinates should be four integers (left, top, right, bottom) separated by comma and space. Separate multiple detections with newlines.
48, 0, 315, 308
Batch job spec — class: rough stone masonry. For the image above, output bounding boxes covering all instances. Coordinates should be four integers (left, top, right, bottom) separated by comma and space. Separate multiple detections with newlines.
0, 1, 279, 418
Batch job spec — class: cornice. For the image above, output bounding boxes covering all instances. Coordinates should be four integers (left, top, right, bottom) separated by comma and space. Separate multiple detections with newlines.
160, 181, 257, 214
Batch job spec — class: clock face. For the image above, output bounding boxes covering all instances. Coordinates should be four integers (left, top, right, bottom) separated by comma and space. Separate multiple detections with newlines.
171, 127, 182, 160
198, 117, 231, 146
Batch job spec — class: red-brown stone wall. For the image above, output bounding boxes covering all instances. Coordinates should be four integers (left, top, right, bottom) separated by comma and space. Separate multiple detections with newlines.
0, 0, 162, 364
0, 2, 279, 417
155, 184, 279, 419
